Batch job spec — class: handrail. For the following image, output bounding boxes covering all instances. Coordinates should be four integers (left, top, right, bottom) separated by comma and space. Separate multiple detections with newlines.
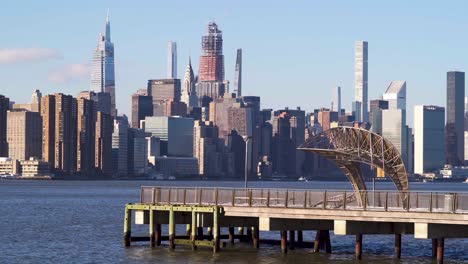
139, 186, 468, 214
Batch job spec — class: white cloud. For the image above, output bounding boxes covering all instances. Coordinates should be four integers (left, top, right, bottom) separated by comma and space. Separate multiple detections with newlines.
0, 48, 62, 63
48, 63, 90, 84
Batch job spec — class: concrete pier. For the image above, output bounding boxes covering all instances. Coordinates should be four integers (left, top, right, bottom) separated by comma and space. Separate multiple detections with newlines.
123, 186, 468, 263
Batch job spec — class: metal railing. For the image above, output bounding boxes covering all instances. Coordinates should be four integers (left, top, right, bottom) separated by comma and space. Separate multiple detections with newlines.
139, 186, 468, 214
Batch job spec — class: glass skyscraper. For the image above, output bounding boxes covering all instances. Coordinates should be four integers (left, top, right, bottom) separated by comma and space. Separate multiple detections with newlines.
446, 71, 465, 165
167, 41, 177, 79
90, 12, 116, 116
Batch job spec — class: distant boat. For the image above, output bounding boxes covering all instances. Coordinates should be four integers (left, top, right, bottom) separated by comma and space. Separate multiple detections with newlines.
464, 178, 468, 184
298, 176, 308, 182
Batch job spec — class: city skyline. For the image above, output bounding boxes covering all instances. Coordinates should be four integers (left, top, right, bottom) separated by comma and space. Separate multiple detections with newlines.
1, 1, 468, 126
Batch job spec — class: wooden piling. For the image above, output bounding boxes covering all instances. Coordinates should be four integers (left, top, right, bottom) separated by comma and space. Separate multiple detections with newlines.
324, 230, 331, 253
394, 234, 401, 259
355, 234, 363, 260
197, 227, 204, 240
247, 226, 253, 242
436, 238, 444, 264
280, 230, 288, 254
289, 230, 295, 250
253, 226, 259, 249
191, 210, 197, 250
186, 224, 191, 236
228, 227, 235, 244
149, 209, 155, 247
123, 205, 131, 247
313, 230, 331, 253
297, 230, 303, 244
156, 224, 161, 246
213, 206, 220, 253
169, 206, 175, 250
313, 230, 320, 252
432, 238, 437, 258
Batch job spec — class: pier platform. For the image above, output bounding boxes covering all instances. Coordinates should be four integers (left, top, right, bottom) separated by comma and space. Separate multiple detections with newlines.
124, 187, 468, 263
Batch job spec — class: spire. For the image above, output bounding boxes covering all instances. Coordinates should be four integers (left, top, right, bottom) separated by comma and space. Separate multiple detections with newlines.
105, 9, 111, 42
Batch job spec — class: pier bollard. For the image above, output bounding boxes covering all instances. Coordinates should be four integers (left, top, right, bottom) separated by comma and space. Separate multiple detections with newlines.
213, 206, 220, 253
280, 230, 288, 254
228, 227, 235, 244
169, 206, 175, 250
289, 230, 295, 250
355, 234, 363, 260
297, 230, 303, 245
394, 234, 401, 259
252, 226, 259, 249
123, 205, 131, 247
437, 238, 444, 264
191, 210, 197, 250
149, 209, 155, 247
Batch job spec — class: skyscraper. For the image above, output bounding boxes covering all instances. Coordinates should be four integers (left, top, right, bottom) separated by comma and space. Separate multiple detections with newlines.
90, 12, 116, 116
383, 81, 406, 110
199, 22, 224, 82
233, 49, 242, 97
131, 93, 152, 128
414, 105, 445, 174
95, 111, 113, 176
354, 41, 368, 122
181, 58, 198, 107
112, 117, 128, 176
332, 86, 341, 116
167, 41, 177, 79
0, 95, 9, 157
446, 71, 465, 165
76, 97, 95, 174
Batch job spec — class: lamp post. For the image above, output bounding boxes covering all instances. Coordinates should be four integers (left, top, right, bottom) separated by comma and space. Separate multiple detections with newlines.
243, 136, 251, 189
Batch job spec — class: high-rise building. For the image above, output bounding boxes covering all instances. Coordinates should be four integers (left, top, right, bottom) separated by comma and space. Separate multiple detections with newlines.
90, 12, 116, 116
95, 111, 113, 176
193, 120, 234, 177
147, 79, 181, 105
127, 128, 147, 175
12, 90, 42, 112
332, 86, 341, 116
0, 95, 9, 157
76, 98, 95, 174
112, 116, 128, 176
414, 105, 445, 174
181, 58, 198, 108
446, 71, 465, 165
144, 116, 194, 157
167, 41, 177, 79
233, 49, 242, 97
383, 81, 406, 110
271, 107, 305, 177
40, 95, 55, 165
6, 110, 42, 160
382, 109, 408, 168
369, 99, 389, 135
40, 94, 77, 174
354, 41, 368, 122
199, 22, 224, 82
131, 93, 152, 128
316, 109, 339, 132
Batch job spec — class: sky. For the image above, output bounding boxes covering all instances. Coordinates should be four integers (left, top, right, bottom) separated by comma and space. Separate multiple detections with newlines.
1, 0, 468, 127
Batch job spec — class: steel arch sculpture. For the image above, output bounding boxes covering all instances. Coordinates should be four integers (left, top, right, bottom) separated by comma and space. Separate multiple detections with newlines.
298, 127, 408, 206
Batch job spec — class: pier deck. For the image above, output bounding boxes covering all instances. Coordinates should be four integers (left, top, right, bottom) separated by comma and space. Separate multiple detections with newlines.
124, 187, 468, 264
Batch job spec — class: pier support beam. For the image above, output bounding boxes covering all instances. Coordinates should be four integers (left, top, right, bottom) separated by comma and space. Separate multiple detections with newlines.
432, 239, 437, 259
297, 230, 303, 244
436, 238, 444, 264
156, 224, 161, 246
169, 206, 175, 250
280, 230, 288, 254
355, 234, 363, 260
123, 206, 131, 247
186, 224, 191, 236
394, 234, 401, 258
313, 230, 331, 253
197, 227, 204, 240
191, 211, 197, 250
253, 226, 259, 249
149, 209, 155, 247
228, 227, 235, 244
289, 230, 295, 250
212, 206, 220, 253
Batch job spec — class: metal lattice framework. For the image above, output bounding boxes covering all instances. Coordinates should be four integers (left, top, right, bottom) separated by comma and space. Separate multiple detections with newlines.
298, 127, 408, 206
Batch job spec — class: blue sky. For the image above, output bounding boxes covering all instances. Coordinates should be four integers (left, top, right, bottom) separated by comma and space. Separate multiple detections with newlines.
1, 0, 467, 126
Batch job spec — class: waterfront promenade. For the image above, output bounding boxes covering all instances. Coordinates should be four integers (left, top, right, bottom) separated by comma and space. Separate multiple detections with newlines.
124, 187, 468, 264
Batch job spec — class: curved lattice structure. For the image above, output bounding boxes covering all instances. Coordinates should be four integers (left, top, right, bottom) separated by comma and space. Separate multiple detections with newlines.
298, 127, 408, 206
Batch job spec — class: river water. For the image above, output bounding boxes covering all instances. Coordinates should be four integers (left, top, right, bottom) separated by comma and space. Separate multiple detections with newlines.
0, 180, 467, 263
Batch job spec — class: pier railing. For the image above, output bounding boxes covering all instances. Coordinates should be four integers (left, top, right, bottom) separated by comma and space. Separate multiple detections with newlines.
140, 187, 468, 214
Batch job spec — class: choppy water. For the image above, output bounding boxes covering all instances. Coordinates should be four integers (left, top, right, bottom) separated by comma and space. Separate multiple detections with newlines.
0, 180, 467, 263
